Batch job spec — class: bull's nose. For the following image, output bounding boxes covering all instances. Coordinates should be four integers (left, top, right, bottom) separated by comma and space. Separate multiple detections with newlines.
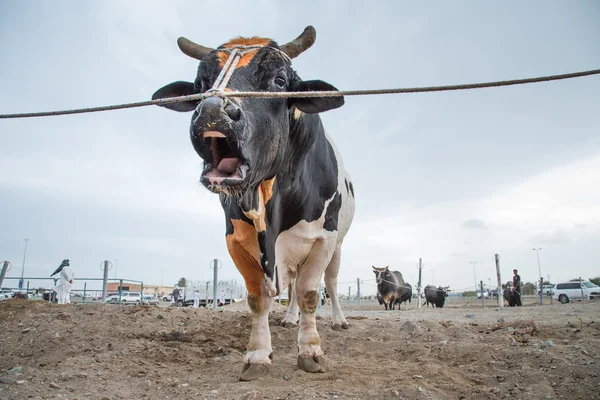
196, 96, 225, 117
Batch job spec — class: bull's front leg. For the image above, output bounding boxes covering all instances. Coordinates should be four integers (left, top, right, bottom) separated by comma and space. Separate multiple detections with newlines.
241, 281, 273, 381
226, 220, 274, 381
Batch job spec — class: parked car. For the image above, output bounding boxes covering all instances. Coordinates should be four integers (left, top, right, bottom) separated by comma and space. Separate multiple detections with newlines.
0, 289, 13, 301
489, 289, 499, 298
477, 290, 489, 299
538, 285, 555, 296
162, 294, 172, 302
552, 281, 600, 304
105, 292, 142, 305
142, 295, 159, 306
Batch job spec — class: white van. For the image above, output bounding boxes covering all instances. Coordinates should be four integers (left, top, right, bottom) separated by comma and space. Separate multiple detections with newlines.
552, 281, 600, 304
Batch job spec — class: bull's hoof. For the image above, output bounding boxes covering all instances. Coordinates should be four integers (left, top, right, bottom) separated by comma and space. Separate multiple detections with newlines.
331, 322, 349, 331
239, 363, 270, 381
280, 320, 298, 328
297, 355, 328, 373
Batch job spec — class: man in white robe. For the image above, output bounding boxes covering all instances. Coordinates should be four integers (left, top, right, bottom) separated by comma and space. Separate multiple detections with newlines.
193, 290, 200, 308
51, 259, 74, 305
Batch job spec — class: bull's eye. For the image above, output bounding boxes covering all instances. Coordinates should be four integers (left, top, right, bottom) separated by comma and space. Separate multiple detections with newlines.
274, 77, 286, 88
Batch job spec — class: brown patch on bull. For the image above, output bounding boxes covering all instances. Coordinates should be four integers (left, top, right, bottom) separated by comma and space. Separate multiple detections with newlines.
226, 219, 264, 310
301, 290, 319, 313
243, 177, 276, 232
217, 37, 272, 68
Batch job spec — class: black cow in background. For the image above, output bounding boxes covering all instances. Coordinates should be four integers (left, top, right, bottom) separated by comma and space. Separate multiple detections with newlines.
503, 281, 516, 307
423, 285, 449, 308
395, 282, 412, 309
372, 266, 406, 310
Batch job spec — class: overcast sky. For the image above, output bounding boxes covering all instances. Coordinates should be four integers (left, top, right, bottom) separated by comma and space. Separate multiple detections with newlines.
1, 1, 599, 295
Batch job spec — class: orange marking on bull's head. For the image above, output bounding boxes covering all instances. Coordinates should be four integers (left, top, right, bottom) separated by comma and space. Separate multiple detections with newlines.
217, 37, 273, 68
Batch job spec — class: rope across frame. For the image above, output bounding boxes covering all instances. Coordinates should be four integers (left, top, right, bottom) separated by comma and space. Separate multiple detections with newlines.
0, 68, 598, 119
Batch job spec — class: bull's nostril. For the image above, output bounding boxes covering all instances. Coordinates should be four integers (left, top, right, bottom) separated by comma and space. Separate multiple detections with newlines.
226, 105, 241, 121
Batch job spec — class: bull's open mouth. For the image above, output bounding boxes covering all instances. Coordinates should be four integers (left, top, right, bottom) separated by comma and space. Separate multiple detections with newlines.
201, 131, 248, 189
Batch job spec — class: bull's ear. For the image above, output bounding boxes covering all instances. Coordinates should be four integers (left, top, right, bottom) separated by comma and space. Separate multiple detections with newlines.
152, 81, 198, 112
291, 80, 344, 114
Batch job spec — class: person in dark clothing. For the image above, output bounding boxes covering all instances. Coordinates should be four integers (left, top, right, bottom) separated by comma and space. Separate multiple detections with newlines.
512, 269, 522, 306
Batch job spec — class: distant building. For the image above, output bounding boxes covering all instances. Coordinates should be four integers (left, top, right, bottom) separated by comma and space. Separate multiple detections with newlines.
105, 283, 172, 297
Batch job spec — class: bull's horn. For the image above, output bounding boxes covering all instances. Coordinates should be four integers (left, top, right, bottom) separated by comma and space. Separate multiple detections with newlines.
177, 37, 214, 61
280, 26, 316, 59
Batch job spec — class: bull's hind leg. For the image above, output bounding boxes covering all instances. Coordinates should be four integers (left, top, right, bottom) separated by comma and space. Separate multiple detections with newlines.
280, 274, 300, 327
324, 244, 349, 331
295, 239, 337, 373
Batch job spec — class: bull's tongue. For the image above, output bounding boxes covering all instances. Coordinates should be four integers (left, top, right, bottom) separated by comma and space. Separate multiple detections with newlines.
217, 157, 240, 174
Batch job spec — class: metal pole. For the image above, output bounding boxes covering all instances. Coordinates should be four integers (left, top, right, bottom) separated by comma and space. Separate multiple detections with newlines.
480, 280, 485, 308
212, 259, 219, 310
20, 238, 29, 290
357, 278, 361, 307
549, 275, 553, 304
495, 254, 503, 308
118, 279, 123, 304
534, 248, 543, 305
318, 283, 322, 310
470, 261, 478, 305
205, 281, 209, 307
579, 277, 585, 299
417, 258, 423, 310
26, 280, 30, 297
0, 261, 9, 288
140, 282, 144, 300
102, 261, 109, 302
83, 282, 87, 304
348, 286, 351, 305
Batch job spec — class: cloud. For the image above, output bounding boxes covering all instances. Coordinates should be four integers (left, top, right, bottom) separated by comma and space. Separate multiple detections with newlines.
461, 219, 489, 230
528, 230, 571, 245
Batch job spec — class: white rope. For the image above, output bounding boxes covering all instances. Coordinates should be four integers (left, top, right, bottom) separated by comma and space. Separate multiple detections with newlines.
1, 68, 598, 119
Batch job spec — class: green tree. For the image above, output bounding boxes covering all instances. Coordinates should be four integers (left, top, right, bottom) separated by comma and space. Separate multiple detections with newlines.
176, 277, 187, 287
569, 278, 583, 282
589, 277, 600, 286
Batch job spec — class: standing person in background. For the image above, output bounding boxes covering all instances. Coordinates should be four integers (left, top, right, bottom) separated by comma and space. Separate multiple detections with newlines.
172, 287, 180, 307
512, 269, 522, 307
51, 259, 74, 305
193, 289, 200, 308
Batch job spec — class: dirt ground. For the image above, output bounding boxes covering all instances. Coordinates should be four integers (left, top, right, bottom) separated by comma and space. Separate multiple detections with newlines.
0, 298, 599, 400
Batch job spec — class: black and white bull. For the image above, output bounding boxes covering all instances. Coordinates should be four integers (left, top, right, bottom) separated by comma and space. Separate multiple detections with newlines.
372, 266, 407, 310
152, 26, 354, 380
423, 285, 449, 308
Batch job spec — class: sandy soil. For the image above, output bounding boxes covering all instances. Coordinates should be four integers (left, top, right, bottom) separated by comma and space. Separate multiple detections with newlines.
0, 298, 599, 399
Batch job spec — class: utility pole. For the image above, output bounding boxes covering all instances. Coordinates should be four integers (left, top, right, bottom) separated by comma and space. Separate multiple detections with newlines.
495, 254, 503, 308
210, 259, 221, 309
417, 258, 423, 310
533, 248, 543, 305
470, 261, 478, 305
19, 238, 29, 290
357, 278, 361, 307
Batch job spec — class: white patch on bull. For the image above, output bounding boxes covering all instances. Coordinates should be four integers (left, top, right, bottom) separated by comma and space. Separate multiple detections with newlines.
293, 107, 303, 120
324, 130, 355, 240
